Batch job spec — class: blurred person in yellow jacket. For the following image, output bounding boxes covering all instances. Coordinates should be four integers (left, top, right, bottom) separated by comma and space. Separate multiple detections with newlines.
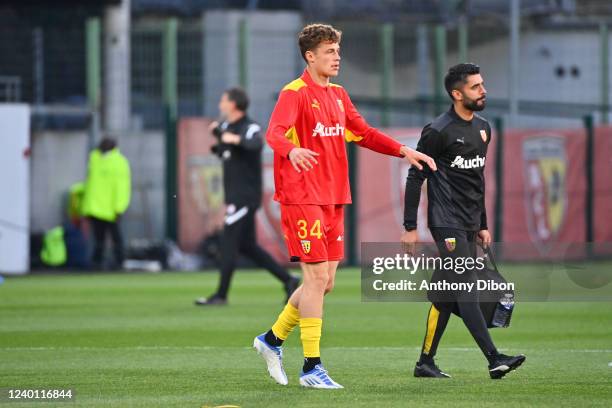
82, 137, 131, 269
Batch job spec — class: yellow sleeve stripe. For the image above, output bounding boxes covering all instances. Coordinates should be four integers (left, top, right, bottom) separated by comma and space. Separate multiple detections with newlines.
345, 129, 363, 143
329, 83, 343, 88
282, 78, 307, 92
285, 126, 300, 147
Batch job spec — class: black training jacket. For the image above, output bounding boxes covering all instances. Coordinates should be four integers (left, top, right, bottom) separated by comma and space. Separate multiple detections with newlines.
212, 115, 263, 208
404, 105, 491, 232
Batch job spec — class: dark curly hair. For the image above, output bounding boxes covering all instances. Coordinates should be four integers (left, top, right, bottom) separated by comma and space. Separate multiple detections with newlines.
224, 87, 249, 112
444, 63, 481, 100
298, 23, 342, 62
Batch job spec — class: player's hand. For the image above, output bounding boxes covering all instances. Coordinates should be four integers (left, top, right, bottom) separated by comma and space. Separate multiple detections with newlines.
478, 229, 491, 248
288, 148, 319, 173
208, 121, 220, 132
221, 132, 241, 145
401, 229, 418, 256
399, 146, 437, 171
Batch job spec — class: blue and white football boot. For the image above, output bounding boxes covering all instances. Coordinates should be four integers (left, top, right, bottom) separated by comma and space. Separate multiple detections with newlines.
253, 333, 288, 385
299, 364, 344, 389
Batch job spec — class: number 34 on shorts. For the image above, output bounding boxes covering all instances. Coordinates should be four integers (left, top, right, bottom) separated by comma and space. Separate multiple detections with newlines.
280, 204, 344, 263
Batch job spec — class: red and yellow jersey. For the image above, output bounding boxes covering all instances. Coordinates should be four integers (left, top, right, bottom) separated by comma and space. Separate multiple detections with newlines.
266, 69, 403, 205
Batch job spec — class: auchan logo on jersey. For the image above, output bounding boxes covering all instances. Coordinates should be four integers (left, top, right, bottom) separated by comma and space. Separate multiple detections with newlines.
312, 122, 344, 137
450, 155, 485, 169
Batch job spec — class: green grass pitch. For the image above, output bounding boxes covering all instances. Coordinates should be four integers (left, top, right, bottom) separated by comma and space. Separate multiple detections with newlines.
1, 269, 611, 407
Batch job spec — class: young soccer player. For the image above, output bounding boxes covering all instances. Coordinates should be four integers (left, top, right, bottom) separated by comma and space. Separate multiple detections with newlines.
253, 23, 436, 389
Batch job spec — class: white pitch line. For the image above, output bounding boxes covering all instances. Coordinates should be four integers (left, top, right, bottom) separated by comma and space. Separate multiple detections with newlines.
326, 347, 612, 353
0, 346, 222, 351
0, 346, 611, 353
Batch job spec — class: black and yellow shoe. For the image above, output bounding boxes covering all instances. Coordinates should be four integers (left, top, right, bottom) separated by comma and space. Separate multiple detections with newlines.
414, 361, 451, 378
488, 354, 526, 379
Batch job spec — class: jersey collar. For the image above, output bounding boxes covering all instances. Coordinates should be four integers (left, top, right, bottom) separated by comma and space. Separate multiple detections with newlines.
227, 114, 248, 126
448, 105, 473, 125
301, 68, 331, 90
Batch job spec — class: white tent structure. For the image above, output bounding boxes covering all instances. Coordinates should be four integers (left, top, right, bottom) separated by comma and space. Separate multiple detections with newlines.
0, 104, 30, 275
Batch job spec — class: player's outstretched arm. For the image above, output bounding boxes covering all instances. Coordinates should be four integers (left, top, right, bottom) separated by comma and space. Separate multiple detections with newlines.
342, 90, 436, 171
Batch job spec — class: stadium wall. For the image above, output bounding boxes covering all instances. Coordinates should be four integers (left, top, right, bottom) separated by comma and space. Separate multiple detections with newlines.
337, 27, 610, 128
203, 10, 302, 126
30, 130, 166, 244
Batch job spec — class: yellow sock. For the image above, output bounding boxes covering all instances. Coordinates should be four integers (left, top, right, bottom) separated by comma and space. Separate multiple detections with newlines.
271, 303, 300, 341
300, 317, 322, 358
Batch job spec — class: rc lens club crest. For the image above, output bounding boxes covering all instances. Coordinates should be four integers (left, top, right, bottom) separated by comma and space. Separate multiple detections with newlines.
445, 237, 456, 252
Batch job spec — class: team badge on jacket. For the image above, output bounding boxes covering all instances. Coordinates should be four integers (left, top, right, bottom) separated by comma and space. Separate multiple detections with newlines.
480, 129, 488, 142
301, 240, 311, 254
444, 237, 456, 252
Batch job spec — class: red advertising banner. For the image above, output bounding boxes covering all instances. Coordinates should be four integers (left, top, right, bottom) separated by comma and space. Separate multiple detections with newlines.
179, 119, 611, 263
502, 129, 586, 259
177, 118, 224, 252
258, 149, 288, 262
594, 127, 612, 243
177, 118, 287, 261
356, 126, 612, 260
357, 128, 423, 245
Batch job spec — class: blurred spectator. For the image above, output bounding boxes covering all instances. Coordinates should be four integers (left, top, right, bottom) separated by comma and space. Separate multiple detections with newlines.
82, 137, 131, 269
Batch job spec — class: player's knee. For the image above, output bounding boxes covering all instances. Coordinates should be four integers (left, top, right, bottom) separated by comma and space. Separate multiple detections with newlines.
305, 270, 329, 292
324, 274, 336, 294
324, 279, 335, 295
313, 273, 329, 292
